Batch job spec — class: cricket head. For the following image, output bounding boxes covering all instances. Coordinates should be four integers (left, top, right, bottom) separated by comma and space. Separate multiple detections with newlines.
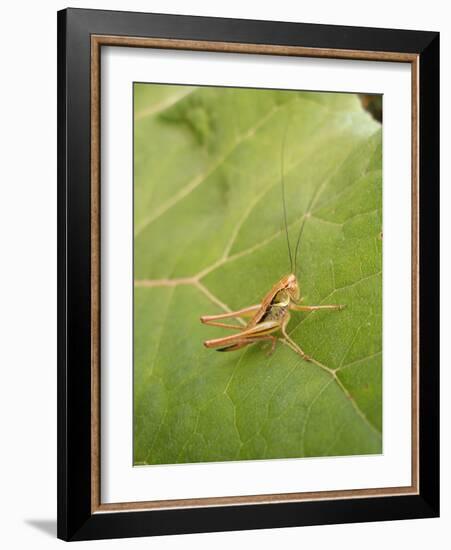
286, 273, 300, 302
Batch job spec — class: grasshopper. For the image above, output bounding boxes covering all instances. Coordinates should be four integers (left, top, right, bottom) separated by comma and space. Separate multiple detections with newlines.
200, 119, 345, 360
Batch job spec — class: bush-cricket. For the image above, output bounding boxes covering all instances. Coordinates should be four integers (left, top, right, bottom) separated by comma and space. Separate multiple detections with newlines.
200, 117, 345, 361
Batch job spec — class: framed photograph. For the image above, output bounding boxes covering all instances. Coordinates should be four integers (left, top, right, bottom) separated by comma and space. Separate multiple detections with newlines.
57, 8, 439, 541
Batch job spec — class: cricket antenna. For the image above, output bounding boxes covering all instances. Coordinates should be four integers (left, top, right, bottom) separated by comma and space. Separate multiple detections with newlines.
294, 188, 317, 275
280, 116, 294, 273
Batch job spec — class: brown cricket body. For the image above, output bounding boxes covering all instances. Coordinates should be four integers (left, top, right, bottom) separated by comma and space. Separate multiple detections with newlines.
200, 116, 345, 359
201, 272, 344, 359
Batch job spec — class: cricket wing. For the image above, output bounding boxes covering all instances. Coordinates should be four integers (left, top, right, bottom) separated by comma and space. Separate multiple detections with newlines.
247, 275, 293, 328
216, 342, 250, 352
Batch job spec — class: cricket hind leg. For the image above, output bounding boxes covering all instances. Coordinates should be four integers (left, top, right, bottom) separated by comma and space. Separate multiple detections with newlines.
200, 304, 260, 325
204, 320, 280, 351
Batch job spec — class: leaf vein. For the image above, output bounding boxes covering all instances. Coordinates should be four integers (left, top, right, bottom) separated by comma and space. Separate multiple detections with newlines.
135, 88, 196, 120
135, 96, 300, 236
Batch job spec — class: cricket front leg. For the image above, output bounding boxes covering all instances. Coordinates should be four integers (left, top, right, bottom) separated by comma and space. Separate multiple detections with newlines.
290, 303, 345, 312
280, 313, 311, 362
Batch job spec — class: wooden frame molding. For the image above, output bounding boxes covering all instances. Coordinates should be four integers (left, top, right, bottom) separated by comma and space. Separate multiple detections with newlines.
90, 34, 420, 515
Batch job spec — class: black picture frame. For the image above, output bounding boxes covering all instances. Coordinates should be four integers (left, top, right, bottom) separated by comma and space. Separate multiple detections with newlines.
57, 7, 439, 541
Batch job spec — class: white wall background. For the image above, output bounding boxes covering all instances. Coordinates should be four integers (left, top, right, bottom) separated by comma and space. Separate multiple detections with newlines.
0, 1, 448, 548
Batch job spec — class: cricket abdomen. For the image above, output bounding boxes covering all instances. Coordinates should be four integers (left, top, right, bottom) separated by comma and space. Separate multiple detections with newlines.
261, 305, 288, 322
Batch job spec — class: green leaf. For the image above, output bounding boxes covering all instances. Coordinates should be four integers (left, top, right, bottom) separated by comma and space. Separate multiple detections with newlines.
134, 84, 382, 465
